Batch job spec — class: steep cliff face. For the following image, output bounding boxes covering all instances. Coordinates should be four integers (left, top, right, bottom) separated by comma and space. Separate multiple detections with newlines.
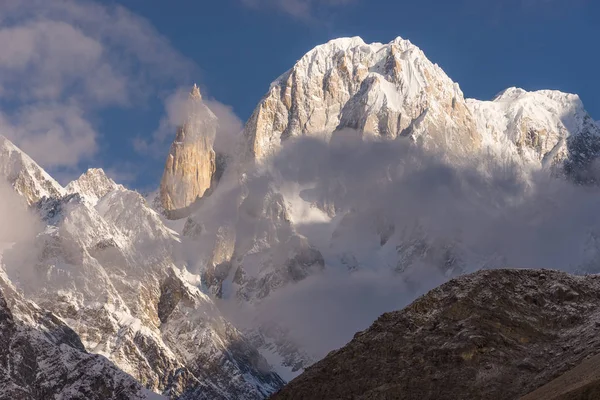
272, 269, 600, 400
159, 85, 217, 216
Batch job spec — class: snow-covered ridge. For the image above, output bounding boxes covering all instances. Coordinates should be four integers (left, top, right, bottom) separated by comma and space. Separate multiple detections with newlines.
0, 138, 285, 398
0, 279, 155, 400
0, 135, 65, 204
467, 87, 600, 166
245, 35, 599, 168
66, 168, 124, 206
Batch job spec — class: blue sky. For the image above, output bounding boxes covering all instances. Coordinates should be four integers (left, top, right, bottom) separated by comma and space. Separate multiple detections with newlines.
0, 0, 599, 190
122, 0, 600, 120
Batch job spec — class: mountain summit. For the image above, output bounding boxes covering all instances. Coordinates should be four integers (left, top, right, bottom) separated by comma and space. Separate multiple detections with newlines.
242, 37, 599, 170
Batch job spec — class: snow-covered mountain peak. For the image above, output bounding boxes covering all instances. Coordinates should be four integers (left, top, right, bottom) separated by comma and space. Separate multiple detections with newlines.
244, 36, 480, 161
309, 36, 367, 54
492, 87, 585, 115
0, 135, 65, 205
467, 87, 600, 166
389, 35, 413, 47
66, 168, 123, 206
493, 86, 529, 101
494, 87, 582, 107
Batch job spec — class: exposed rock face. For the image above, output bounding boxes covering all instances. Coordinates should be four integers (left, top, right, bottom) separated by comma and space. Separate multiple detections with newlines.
243, 37, 481, 162
159, 85, 217, 216
272, 269, 600, 400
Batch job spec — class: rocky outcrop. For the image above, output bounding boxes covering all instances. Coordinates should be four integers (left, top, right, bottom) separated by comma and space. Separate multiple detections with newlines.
159, 85, 217, 217
271, 269, 600, 400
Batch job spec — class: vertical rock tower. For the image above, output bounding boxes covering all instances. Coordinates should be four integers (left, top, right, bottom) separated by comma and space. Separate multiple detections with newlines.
159, 84, 217, 216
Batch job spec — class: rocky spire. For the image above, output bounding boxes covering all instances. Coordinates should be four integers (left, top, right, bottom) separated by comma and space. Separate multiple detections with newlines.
159, 84, 217, 217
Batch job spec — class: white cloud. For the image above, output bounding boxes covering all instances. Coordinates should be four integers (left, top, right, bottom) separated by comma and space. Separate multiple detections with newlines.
240, 0, 357, 20
209, 133, 600, 361
0, 20, 126, 104
4, 104, 98, 168
0, 0, 195, 171
0, 180, 41, 244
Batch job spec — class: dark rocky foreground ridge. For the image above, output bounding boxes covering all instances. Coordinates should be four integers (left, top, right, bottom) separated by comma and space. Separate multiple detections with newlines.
271, 269, 600, 400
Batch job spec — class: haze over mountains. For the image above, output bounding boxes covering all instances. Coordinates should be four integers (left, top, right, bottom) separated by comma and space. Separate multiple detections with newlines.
1, 36, 600, 399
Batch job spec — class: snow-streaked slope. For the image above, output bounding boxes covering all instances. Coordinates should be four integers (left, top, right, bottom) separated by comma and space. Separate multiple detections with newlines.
244, 36, 481, 162
0, 142, 284, 399
0, 272, 155, 400
66, 168, 124, 206
0, 135, 65, 204
467, 87, 600, 167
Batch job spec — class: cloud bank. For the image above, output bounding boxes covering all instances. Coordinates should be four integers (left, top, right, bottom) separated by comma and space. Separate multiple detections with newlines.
208, 132, 600, 364
0, 0, 195, 176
